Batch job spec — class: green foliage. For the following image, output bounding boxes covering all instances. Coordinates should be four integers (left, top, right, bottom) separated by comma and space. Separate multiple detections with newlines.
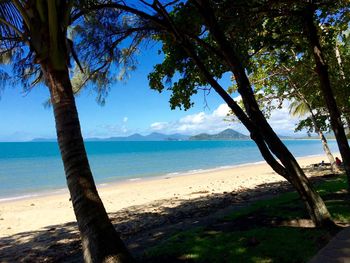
149, 1, 257, 110
0, 1, 145, 103
72, 6, 146, 103
225, 0, 350, 135
295, 115, 330, 134
145, 175, 349, 262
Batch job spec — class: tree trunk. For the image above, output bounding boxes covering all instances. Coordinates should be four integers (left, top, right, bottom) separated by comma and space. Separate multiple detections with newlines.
41, 65, 133, 263
319, 131, 339, 171
345, 115, 350, 135
288, 82, 338, 171
310, 116, 339, 172
180, 34, 332, 226
237, 82, 332, 226
191, 0, 332, 226
302, 100, 339, 172
335, 42, 345, 80
303, 7, 350, 186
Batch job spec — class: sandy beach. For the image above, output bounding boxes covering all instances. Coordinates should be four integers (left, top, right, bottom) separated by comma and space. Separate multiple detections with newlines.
0, 154, 335, 238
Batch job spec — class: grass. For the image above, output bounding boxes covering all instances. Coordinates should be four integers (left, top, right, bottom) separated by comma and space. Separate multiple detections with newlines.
143, 175, 350, 263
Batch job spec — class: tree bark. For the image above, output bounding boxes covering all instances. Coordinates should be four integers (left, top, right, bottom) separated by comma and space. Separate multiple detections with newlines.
191, 0, 332, 227
286, 78, 338, 171
234, 63, 332, 226
308, 108, 339, 172
180, 34, 331, 226
345, 116, 350, 135
41, 65, 134, 263
303, 7, 350, 186
335, 42, 345, 80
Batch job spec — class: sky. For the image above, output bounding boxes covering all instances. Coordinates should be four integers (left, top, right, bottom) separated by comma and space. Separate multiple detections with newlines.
0, 46, 302, 142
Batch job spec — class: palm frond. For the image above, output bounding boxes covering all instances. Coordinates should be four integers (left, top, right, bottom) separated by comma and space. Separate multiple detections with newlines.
289, 100, 310, 117
0, 1, 24, 41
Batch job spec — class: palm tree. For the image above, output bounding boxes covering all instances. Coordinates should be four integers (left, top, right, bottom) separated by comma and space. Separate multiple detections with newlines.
289, 99, 339, 172
0, 1, 133, 262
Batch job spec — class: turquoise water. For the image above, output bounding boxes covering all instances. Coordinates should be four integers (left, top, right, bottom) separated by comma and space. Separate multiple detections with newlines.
0, 140, 339, 200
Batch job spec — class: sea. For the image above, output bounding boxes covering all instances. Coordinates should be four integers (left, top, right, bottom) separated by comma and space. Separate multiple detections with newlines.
0, 140, 340, 201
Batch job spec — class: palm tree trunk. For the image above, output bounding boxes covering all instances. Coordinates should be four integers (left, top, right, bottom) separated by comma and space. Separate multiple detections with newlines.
303, 7, 350, 187
41, 64, 133, 263
345, 115, 350, 135
335, 42, 345, 80
289, 82, 338, 172
319, 131, 338, 171
310, 116, 338, 172
302, 100, 338, 172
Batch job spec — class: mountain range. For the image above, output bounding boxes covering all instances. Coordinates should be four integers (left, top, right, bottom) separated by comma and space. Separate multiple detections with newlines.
31, 129, 250, 142
188, 129, 249, 140
85, 132, 189, 141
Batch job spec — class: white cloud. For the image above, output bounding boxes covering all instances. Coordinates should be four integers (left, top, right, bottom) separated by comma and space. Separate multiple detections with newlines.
150, 101, 302, 136
150, 103, 247, 135
150, 122, 168, 130
179, 112, 206, 124
213, 104, 230, 118
123, 117, 128, 123
267, 100, 300, 135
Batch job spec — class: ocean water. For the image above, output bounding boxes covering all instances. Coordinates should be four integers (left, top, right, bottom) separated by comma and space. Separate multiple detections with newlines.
0, 140, 339, 200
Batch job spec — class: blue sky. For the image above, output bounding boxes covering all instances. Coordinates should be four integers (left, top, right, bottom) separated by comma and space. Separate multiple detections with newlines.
0, 46, 300, 142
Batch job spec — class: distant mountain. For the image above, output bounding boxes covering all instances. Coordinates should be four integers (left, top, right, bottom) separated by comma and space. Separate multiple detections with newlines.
189, 129, 249, 141
84, 132, 189, 141
31, 130, 250, 142
143, 132, 189, 141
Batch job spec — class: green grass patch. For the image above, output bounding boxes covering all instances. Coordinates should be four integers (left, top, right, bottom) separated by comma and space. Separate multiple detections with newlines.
143, 175, 349, 263
317, 176, 348, 195
316, 175, 350, 222
145, 227, 326, 263
223, 191, 306, 222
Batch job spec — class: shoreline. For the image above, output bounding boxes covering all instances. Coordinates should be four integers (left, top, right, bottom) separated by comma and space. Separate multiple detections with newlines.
0, 153, 336, 237
0, 153, 325, 203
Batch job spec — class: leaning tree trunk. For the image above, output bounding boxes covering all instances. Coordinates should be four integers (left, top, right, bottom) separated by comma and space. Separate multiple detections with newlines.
180, 35, 332, 226
302, 99, 338, 172
41, 65, 133, 263
291, 87, 338, 171
235, 69, 332, 226
345, 115, 350, 135
190, 0, 332, 226
311, 115, 339, 172
318, 130, 339, 172
303, 7, 350, 186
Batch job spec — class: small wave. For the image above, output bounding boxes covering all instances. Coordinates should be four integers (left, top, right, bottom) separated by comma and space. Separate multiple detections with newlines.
0, 194, 39, 202
187, 169, 205, 174
166, 172, 180, 176
128, 178, 142, 181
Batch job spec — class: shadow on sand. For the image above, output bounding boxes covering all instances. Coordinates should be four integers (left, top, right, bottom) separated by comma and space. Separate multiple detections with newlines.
0, 169, 341, 262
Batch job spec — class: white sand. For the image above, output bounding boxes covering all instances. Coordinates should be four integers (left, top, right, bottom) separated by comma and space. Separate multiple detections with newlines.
0, 154, 334, 237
